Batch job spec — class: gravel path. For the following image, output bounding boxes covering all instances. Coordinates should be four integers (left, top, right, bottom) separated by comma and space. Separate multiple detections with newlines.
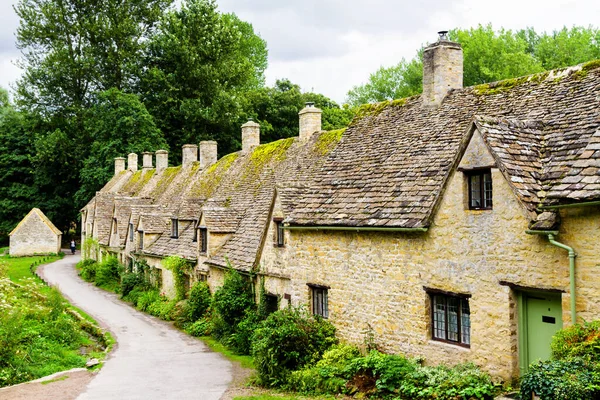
34, 254, 233, 400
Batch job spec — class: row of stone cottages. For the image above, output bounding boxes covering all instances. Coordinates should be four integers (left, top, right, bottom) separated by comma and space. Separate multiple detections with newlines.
81, 34, 600, 380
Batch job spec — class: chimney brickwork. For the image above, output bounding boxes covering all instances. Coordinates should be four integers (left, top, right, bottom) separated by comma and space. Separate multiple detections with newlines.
127, 153, 138, 172
142, 152, 153, 169
155, 149, 168, 170
299, 102, 322, 141
422, 32, 463, 107
241, 120, 260, 152
199, 140, 218, 169
182, 144, 198, 167
114, 157, 126, 175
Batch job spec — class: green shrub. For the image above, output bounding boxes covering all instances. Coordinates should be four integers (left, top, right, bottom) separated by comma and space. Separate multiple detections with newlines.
77, 259, 97, 281
95, 257, 122, 287
399, 363, 499, 399
121, 272, 142, 297
288, 343, 361, 394
136, 289, 161, 312
348, 350, 418, 395
520, 358, 600, 400
251, 306, 337, 387
187, 317, 212, 337
186, 281, 212, 321
230, 310, 262, 355
146, 295, 177, 320
552, 321, 600, 362
213, 268, 255, 330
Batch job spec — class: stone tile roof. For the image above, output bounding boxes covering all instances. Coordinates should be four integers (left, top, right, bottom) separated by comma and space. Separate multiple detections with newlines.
113, 197, 152, 246
202, 206, 242, 233
10, 208, 62, 236
286, 62, 600, 227
140, 213, 170, 234
94, 193, 116, 245
144, 220, 197, 260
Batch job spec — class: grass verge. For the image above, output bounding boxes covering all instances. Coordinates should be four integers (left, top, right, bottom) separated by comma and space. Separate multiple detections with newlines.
199, 336, 254, 369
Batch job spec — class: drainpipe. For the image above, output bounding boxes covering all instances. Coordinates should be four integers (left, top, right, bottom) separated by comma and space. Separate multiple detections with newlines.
548, 234, 577, 325
526, 230, 577, 324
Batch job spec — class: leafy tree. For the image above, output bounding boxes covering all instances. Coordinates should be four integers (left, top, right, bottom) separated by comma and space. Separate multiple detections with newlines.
531, 26, 600, 70
76, 88, 167, 203
0, 95, 39, 242
139, 0, 268, 158
346, 57, 422, 105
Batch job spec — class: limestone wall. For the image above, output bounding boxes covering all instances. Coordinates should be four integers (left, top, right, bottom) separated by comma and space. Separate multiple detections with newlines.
10, 213, 61, 256
281, 167, 600, 380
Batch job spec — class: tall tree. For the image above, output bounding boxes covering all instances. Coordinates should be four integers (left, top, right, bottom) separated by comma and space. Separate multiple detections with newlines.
139, 0, 268, 158
532, 26, 600, 70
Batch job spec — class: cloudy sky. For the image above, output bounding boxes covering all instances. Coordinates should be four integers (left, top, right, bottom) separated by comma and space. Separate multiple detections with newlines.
1, 0, 599, 103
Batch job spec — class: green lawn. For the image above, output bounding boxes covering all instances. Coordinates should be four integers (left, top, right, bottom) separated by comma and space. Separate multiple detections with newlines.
200, 336, 254, 369
3, 254, 61, 283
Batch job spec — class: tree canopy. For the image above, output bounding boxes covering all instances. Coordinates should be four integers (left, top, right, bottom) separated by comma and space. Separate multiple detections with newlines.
346, 25, 600, 105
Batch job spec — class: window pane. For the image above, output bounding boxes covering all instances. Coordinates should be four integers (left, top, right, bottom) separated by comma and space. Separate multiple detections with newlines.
470, 175, 481, 208
447, 297, 459, 341
433, 295, 446, 340
483, 172, 493, 208
461, 300, 471, 345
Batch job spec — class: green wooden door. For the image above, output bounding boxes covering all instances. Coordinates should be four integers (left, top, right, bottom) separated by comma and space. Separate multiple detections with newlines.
520, 292, 563, 371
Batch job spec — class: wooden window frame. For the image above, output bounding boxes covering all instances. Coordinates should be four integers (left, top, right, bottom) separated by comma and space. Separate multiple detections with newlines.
308, 284, 329, 319
426, 288, 471, 347
199, 227, 208, 253
129, 223, 134, 242
171, 218, 179, 238
466, 169, 493, 210
274, 218, 284, 247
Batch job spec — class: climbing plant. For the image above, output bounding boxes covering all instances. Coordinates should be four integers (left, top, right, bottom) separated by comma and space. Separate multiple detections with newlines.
162, 256, 192, 300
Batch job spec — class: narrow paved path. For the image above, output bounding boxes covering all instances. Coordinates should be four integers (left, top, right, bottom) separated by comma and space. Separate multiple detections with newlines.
39, 254, 233, 400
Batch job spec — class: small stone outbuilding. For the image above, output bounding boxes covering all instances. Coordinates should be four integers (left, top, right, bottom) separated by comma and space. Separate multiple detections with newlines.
9, 208, 62, 256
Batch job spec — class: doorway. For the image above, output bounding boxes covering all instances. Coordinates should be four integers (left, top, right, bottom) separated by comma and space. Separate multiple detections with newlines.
517, 291, 563, 374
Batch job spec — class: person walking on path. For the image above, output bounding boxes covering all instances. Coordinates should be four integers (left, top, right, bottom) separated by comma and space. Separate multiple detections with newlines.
70, 239, 76, 255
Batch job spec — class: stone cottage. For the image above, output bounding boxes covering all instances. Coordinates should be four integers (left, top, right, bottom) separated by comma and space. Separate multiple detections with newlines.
10, 208, 62, 256
81, 33, 600, 380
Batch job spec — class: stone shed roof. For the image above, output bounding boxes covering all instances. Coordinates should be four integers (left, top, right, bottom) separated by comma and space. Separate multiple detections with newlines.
10, 208, 62, 236
286, 62, 600, 228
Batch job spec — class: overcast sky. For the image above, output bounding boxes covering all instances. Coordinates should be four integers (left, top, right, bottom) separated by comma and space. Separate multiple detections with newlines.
1, 0, 599, 103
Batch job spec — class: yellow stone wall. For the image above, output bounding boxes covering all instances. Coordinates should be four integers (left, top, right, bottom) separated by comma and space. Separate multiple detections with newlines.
280, 166, 600, 380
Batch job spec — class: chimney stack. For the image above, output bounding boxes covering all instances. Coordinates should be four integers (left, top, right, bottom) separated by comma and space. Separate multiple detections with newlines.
155, 149, 168, 171
142, 152, 153, 169
199, 140, 218, 169
127, 153, 138, 172
114, 157, 126, 175
182, 144, 198, 167
422, 31, 463, 107
241, 119, 260, 152
298, 102, 322, 141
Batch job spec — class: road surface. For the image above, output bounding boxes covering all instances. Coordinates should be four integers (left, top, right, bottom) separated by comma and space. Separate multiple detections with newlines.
39, 254, 232, 400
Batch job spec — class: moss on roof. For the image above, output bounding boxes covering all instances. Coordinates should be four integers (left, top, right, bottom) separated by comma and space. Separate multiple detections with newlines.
190, 152, 239, 199
151, 166, 181, 198
315, 129, 345, 155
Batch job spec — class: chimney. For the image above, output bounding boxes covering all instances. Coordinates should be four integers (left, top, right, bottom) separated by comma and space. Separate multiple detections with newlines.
142, 152, 153, 169
422, 31, 463, 107
199, 140, 218, 169
114, 157, 126, 175
127, 153, 138, 172
155, 149, 168, 171
182, 144, 198, 167
241, 119, 260, 152
298, 102, 322, 141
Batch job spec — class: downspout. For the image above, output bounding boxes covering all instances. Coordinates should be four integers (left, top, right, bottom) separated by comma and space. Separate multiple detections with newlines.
526, 230, 577, 324
548, 234, 577, 325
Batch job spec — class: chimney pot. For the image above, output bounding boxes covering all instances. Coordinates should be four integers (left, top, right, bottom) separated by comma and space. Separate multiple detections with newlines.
298, 103, 322, 141
155, 149, 168, 171
199, 140, 218, 169
114, 157, 126, 175
127, 153, 138, 172
142, 152, 153, 169
241, 119, 260, 152
182, 144, 198, 167
422, 32, 463, 107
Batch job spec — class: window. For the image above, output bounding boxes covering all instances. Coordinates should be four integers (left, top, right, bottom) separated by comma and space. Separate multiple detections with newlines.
192, 221, 198, 242
199, 227, 208, 253
430, 292, 470, 346
171, 218, 179, 238
129, 223, 134, 242
274, 219, 284, 247
265, 294, 279, 314
309, 285, 329, 318
138, 231, 144, 250
467, 169, 492, 209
